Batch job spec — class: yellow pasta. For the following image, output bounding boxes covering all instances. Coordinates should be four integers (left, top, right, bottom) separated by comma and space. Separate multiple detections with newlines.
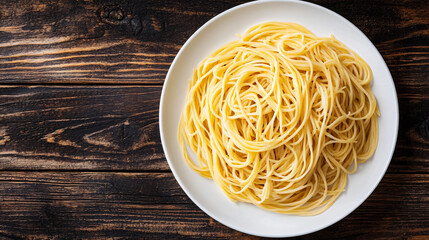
178, 22, 379, 215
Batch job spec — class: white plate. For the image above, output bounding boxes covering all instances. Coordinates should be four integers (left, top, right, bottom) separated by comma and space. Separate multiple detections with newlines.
159, 0, 398, 237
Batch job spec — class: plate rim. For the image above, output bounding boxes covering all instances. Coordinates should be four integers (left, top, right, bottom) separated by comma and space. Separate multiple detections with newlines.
159, 0, 399, 237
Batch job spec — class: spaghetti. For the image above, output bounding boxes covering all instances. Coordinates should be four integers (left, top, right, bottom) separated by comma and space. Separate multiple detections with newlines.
178, 22, 378, 215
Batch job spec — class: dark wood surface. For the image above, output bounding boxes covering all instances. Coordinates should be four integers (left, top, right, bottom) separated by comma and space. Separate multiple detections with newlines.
0, 0, 427, 239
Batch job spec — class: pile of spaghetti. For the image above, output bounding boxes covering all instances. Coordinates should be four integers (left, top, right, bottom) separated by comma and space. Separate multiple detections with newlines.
178, 22, 378, 215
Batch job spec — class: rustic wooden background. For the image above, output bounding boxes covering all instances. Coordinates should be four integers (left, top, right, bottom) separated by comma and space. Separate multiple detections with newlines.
0, 0, 428, 239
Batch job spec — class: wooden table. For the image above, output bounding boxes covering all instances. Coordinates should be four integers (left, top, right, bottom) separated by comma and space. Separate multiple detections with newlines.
0, 0, 427, 239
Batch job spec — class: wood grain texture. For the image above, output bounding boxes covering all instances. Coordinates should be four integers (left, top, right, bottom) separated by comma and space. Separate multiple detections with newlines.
0, 85, 427, 173
0, 85, 164, 171
0, 172, 428, 239
0, 0, 427, 85
0, 0, 428, 239
0, 0, 247, 84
